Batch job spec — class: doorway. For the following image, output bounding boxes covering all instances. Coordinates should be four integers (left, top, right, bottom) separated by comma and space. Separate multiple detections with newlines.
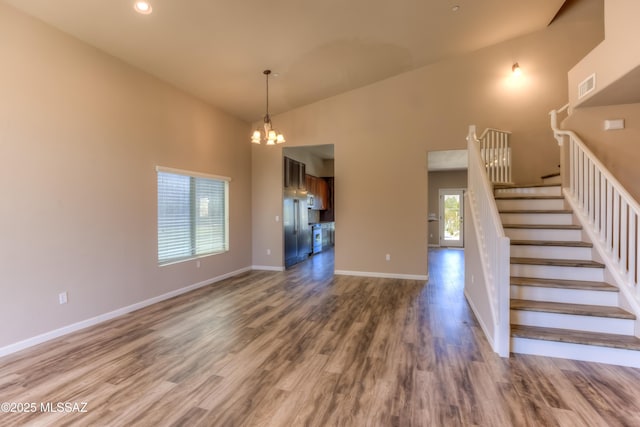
427, 150, 467, 249
282, 144, 335, 269
439, 189, 464, 248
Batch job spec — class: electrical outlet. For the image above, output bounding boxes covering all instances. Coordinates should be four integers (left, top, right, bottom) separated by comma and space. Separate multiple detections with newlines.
267, 249, 271, 255
196, 260, 201, 268
385, 254, 391, 261
58, 292, 68, 305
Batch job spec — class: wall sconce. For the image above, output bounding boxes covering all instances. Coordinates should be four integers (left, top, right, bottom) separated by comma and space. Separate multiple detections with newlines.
512, 62, 522, 77
134, 1, 152, 14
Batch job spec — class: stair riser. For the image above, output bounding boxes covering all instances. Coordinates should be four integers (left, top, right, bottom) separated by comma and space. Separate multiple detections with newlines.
510, 245, 592, 260
495, 186, 562, 197
505, 228, 582, 241
510, 264, 604, 282
510, 285, 618, 306
511, 310, 634, 335
496, 199, 566, 211
500, 213, 573, 225
510, 337, 640, 368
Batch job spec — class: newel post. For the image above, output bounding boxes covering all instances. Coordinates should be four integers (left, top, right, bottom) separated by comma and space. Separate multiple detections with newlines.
467, 125, 477, 144
550, 107, 570, 189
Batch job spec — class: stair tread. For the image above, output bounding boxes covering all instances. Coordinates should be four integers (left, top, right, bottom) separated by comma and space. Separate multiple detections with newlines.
499, 209, 573, 214
541, 172, 561, 179
511, 324, 640, 351
511, 299, 636, 319
511, 257, 604, 268
510, 240, 592, 248
510, 276, 617, 291
495, 195, 564, 200
503, 224, 582, 230
494, 183, 561, 189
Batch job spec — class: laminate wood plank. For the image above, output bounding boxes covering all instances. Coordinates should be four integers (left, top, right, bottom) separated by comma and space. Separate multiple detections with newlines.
242, 389, 290, 427
499, 209, 574, 214
561, 369, 631, 427
289, 371, 342, 427
510, 239, 592, 247
519, 357, 571, 410
511, 300, 636, 319
468, 361, 515, 427
169, 407, 209, 427
495, 183, 561, 189
510, 276, 617, 291
522, 356, 611, 427
96, 380, 177, 426
512, 324, 640, 350
494, 195, 565, 200
510, 257, 605, 268
573, 361, 640, 422
1, 248, 639, 426
503, 224, 582, 229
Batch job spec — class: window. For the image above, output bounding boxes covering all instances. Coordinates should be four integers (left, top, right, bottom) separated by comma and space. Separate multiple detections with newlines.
156, 166, 230, 264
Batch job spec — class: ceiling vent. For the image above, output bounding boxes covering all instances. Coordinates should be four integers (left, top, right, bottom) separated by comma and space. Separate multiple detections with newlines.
578, 73, 596, 99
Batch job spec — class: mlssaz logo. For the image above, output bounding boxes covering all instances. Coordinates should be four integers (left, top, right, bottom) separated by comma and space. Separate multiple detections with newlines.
40, 402, 89, 413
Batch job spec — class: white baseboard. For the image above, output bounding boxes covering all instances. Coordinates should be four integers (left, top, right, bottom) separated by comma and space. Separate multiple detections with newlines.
251, 265, 285, 272
0, 266, 252, 358
464, 288, 497, 353
334, 270, 428, 281
428, 244, 440, 248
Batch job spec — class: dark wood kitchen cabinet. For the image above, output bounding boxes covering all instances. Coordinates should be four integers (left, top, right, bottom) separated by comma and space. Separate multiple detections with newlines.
316, 178, 328, 210
305, 174, 328, 210
305, 174, 313, 194
319, 177, 334, 222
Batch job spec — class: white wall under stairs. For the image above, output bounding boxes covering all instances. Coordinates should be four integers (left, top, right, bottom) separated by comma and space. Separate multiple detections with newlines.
497, 184, 640, 368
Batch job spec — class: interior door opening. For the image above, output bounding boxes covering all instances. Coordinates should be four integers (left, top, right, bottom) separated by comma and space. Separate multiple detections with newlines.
283, 144, 335, 269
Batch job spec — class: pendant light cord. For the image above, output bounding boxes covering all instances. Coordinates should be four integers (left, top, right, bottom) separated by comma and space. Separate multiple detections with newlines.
264, 70, 271, 121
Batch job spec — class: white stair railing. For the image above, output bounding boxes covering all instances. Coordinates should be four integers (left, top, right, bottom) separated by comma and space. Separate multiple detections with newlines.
550, 106, 640, 319
478, 128, 512, 184
467, 125, 511, 357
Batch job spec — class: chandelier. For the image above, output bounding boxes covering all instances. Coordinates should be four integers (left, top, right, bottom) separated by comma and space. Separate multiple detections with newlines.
251, 70, 285, 145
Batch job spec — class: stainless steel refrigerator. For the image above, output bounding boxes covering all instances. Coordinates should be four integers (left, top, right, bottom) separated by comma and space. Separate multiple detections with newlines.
284, 187, 310, 268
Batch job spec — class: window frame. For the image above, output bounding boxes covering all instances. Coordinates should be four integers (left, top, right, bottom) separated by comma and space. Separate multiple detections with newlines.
156, 166, 230, 266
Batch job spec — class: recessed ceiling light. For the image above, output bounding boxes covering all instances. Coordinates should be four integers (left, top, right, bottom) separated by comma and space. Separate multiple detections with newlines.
134, 1, 152, 15
452, 5, 460, 12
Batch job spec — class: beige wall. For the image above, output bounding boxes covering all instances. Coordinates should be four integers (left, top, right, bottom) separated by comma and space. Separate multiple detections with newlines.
428, 170, 468, 246
569, 0, 640, 108
562, 0, 640, 203
0, 3, 252, 349
252, 2, 603, 276
563, 103, 640, 201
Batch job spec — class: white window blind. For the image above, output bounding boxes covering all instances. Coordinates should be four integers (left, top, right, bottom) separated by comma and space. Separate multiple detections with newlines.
157, 167, 229, 264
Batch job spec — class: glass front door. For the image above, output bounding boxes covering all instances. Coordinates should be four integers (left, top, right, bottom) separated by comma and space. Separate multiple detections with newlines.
439, 189, 464, 247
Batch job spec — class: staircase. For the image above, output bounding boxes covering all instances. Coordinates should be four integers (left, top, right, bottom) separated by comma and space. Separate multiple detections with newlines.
494, 183, 640, 367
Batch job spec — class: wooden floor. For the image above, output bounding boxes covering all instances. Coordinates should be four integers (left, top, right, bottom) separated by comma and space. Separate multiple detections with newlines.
2, 249, 640, 426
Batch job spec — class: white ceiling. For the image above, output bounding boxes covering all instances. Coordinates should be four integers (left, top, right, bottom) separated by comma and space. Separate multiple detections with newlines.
3, 0, 566, 122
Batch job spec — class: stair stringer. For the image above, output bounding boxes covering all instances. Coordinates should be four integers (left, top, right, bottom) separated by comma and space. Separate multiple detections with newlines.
562, 187, 640, 339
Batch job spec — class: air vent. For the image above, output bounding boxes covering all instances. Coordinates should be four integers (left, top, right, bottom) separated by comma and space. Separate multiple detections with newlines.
578, 73, 596, 99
